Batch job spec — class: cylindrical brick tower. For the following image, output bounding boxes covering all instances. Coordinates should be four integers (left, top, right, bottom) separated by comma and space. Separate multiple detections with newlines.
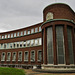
41, 3, 75, 69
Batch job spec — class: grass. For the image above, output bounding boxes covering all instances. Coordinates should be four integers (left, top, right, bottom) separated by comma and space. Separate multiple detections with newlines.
0, 67, 25, 75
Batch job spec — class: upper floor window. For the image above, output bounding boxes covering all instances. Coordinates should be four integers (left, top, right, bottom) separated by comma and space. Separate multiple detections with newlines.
39, 27, 41, 32
17, 32, 19, 36
27, 40, 30, 47
27, 30, 30, 34
0, 35, 1, 39
24, 31, 26, 35
21, 31, 23, 36
31, 29, 34, 34
39, 38, 42, 45
11, 34, 13, 38
2, 35, 4, 39
8, 34, 10, 38
5, 35, 7, 38
24, 51, 28, 61
35, 27, 38, 33
14, 33, 16, 37
31, 40, 34, 46
24, 41, 26, 47
35, 39, 38, 46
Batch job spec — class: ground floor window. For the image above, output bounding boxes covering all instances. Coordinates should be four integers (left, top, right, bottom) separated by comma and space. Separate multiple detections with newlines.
24, 51, 29, 61
12, 52, 16, 61
56, 26, 65, 64
1, 52, 5, 61
31, 51, 35, 62
7, 52, 11, 61
67, 27, 74, 64
38, 50, 42, 62
18, 51, 22, 61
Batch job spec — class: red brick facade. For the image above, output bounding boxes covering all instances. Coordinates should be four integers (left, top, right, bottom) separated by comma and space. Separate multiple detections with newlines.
0, 3, 75, 69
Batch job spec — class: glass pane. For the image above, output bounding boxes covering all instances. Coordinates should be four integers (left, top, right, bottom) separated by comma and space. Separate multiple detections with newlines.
56, 26, 65, 64
47, 27, 54, 64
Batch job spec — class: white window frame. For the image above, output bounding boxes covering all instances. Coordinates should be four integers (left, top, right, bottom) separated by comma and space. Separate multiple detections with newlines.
31, 29, 34, 34
7, 52, 11, 61
18, 51, 22, 61
1, 52, 5, 61
24, 30, 26, 35
31, 50, 35, 62
24, 51, 29, 62
37, 50, 42, 62
12, 52, 16, 61
35, 27, 38, 33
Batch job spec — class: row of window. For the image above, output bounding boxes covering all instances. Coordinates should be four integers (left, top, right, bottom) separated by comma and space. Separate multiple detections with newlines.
0, 38, 42, 49
0, 27, 41, 39
1, 50, 42, 62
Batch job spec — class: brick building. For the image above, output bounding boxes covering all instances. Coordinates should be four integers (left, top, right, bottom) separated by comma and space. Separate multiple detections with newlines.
0, 3, 75, 69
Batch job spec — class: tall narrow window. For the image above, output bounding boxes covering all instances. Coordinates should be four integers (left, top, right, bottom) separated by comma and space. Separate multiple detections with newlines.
27, 40, 30, 47
31, 40, 34, 46
39, 27, 41, 32
7, 52, 11, 61
38, 51, 42, 61
47, 27, 54, 64
14, 33, 16, 37
12, 52, 16, 61
11, 34, 13, 38
24, 31, 26, 35
1, 52, 5, 61
24, 41, 26, 47
67, 27, 74, 64
18, 51, 22, 61
31, 51, 35, 62
8, 34, 10, 38
35, 27, 38, 33
35, 39, 38, 46
31, 29, 34, 33
20, 41, 23, 47
27, 30, 30, 34
17, 32, 19, 36
17, 42, 19, 48
21, 31, 23, 36
39, 38, 42, 45
24, 51, 28, 61
56, 26, 65, 64
5, 35, 7, 38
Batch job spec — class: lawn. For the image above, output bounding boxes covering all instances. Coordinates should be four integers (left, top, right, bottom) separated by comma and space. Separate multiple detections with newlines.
0, 67, 25, 75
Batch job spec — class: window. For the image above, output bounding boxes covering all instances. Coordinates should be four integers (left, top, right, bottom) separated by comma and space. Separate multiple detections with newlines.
20, 41, 23, 47
38, 51, 42, 61
39, 38, 42, 45
24, 51, 28, 61
1, 52, 5, 61
35, 39, 38, 46
21, 31, 23, 36
24, 41, 26, 47
1, 43, 4, 49
4, 44, 6, 48
56, 26, 65, 64
27, 40, 30, 47
14, 33, 16, 37
11, 34, 13, 38
17, 42, 19, 48
12, 52, 16, 61
7, 52, 11, 61
10, 43, 13, 48
35, 27, 38, 33
17, 32, 19, 36
27, 30, 30, 34
13, 42, 16, 48
0, 35, 1, 39
8, 34, 10, 38
5, 35, 7, 38
31, 29, 34, 33
18, 51, 22, 61
24, 31, 26, 35
2, 35, 4, 39
47, 27, 54, 64
31, 51, 35, 61
39, 27, 41, 32
67, 27, 74, 64
31, 40, 34, 46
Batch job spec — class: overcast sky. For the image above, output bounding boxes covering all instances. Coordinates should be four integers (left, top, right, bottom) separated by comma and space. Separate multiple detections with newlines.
0, 0, 75, 32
